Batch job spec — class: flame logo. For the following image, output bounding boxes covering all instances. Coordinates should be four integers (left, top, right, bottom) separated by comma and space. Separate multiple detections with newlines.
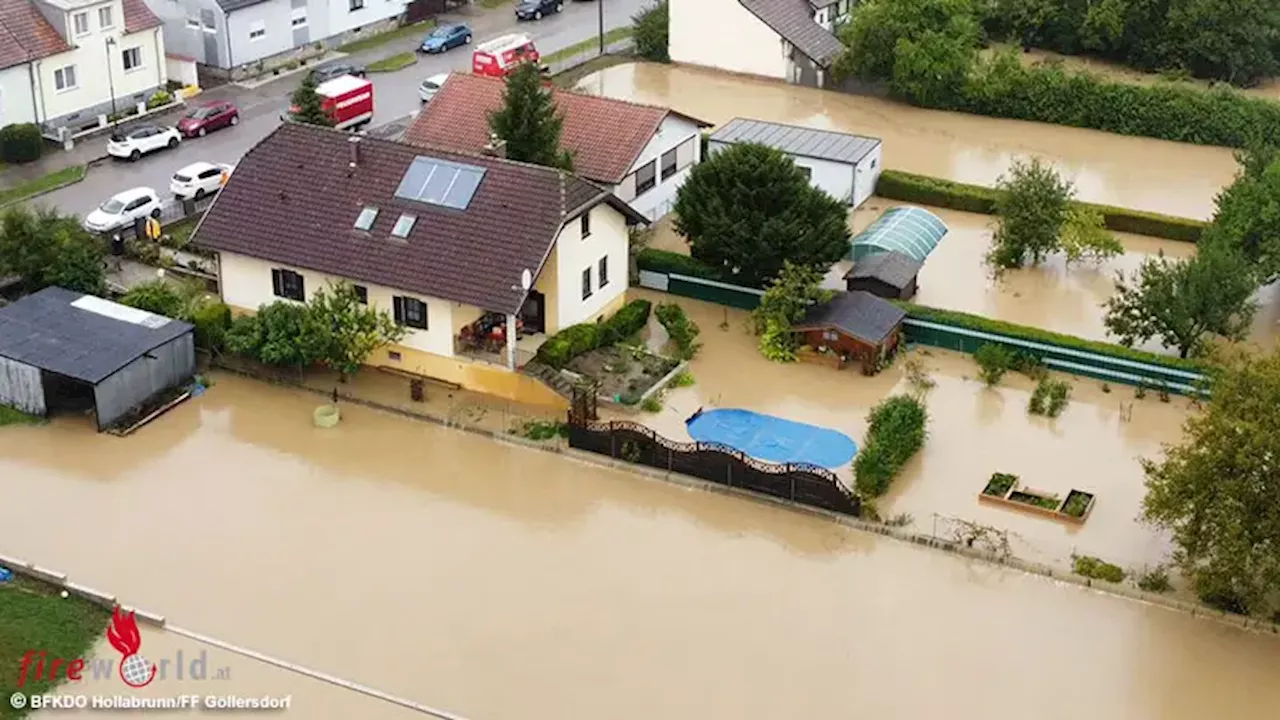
107, 607, 156, 688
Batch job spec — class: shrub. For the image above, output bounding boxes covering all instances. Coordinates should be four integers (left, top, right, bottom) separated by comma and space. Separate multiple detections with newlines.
654, 302, 701, 359
894, 301, 1205, 373
874, 169, 1206, 243
0, 123, 44, 164
536, 299, 651, 368
119, 280, 185, 318
1137, 566, 1172, 594
853, 395, 928, 497
191, 302, 232, 351
640, 395, 663, 412
1073, 555, 1126, 583
636, 248, 722, 280
146, 90, 174, 109
632, 0, 669, 63
973, 343, 1014, 385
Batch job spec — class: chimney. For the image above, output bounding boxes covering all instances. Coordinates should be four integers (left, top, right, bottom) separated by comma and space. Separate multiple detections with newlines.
348, 135, 361, 168
482, 134, 506, 159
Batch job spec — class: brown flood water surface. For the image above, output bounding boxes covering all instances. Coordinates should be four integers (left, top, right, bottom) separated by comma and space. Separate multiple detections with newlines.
575, 62, 1237, 220
3, 375, 1280, 720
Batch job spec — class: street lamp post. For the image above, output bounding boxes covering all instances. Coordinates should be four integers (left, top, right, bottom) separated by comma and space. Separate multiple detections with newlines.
597, 0, 604, 54
105, 37, 118, 125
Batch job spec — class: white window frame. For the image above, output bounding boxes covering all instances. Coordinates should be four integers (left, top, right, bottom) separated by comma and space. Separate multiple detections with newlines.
291, 7, 307, 27
53, 65, 78, 92
122, 46, 143, 72
248, 20, 266, 41
72, 11, 90, 36
98, 5, 114, 30
186, 16, 200, 29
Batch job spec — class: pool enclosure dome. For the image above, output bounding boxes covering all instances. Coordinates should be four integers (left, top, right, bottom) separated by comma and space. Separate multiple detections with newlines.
850, 206, 948, 264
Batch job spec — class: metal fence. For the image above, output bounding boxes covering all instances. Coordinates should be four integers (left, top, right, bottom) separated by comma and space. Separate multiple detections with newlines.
637, 271, 765, 310
568, 419, 861, 516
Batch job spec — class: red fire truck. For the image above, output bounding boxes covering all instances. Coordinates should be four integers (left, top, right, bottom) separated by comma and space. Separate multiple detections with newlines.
287, 74, 374, 130
471, 33, 541, 77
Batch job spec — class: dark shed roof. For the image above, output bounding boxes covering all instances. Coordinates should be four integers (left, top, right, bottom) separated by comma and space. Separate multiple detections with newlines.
844, 251, 923, 291
0, 287, 193, 384
794, 291, 906, 345
739, 0, 845, 66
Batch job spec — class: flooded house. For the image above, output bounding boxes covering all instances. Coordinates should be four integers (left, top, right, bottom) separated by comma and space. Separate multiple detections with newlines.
706, 118, 883, 208
669, 0, 845, 87
193, 122, 648, 405
402, 73, 711, 221
0, 286, 195, 430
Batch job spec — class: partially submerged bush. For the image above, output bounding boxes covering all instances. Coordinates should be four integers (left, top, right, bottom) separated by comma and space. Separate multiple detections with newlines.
974, 343, 1014, 385
536, 299, 653, 368
854, 395, 928, 497
655, 302, 701, 359
1073, 555, 1126, 584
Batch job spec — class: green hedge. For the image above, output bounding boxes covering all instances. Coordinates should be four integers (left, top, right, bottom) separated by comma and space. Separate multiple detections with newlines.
896, 301, 1204, 372
536, 299, 653, 368
636, 248, 721, 280
853, 395, 928, 498
875, 170, 1206, 243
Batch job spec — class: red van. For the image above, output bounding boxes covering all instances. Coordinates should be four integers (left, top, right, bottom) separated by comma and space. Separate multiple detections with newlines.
472, 33, 540, 77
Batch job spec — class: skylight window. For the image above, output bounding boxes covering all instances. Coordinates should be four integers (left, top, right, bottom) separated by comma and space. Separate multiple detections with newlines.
391, 214, 417, 238
354, 206, 379, 231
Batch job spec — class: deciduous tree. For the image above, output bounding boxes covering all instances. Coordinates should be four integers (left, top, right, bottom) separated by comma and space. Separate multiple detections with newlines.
309, 281, 405, 380
1142, 346, 1280, 617
1103, 242, 1256, 358
751, 261, 833, 362
832, 0, 980, 87
674, 143, 850, 287
1205, 145, 1280, 283
488, 62, 574, 170
291, 72, 335, 127
0, 205, 105, 295
632, 0, 669, 63
986, 157, 1074, 271
1059, 206, 1123, 265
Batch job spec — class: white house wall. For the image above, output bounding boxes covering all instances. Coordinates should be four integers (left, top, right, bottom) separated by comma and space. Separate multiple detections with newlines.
328, 0, 401, 37
670, 0, 789, 80
852, 143, 883, 208
0, 65, 38, 126
615, 113, 703, 221
217, 251, 459, 359
225, 1, 296, 66
552, 204, 630, 329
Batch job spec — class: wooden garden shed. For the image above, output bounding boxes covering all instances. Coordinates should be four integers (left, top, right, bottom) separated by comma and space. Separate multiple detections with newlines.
793, 291, 907, 375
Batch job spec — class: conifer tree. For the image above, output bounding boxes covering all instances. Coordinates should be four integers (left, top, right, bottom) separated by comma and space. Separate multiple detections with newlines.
488, 62, 573, 170
291, 72, 334, 127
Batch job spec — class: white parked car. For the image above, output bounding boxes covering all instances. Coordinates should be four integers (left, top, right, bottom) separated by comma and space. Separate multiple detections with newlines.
107, 124, 182, 161
419, 74, 450, 103
170, 162, 234, 201
82, 187, 162, 234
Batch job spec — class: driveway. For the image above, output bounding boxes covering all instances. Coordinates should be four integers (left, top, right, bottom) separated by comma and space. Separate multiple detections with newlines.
36, 0, 647, 217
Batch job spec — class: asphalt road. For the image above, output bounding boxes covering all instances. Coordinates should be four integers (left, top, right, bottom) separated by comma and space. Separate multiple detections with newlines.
42, 0, 647, 217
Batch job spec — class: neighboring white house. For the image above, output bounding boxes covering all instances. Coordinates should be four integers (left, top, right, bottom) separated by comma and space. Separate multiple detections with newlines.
143, 0, 407, 79
0, 0, 168, 139
195, 122, 649, 405
402, 73, 712, 222
670, 0, 846, 87
708, 117, 882, 208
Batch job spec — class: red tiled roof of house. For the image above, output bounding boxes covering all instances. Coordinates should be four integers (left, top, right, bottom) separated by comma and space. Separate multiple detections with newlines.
123, 0, 162, 33
194, 123, 647, 315
0, 0, 70, 70
403, 73, 711, 186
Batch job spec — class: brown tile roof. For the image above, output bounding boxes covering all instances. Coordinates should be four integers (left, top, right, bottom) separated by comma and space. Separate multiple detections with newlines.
403, 73, 711, 186
0, 0, 71, 70
123, 0, 161, 33
194, 123, 647, 315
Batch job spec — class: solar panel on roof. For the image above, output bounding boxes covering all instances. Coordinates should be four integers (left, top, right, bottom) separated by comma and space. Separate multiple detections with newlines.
395, 156, 487, 210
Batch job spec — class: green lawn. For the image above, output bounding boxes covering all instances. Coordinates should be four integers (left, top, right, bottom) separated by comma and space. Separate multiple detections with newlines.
552, 53, 635, 88
543, 27, 633, 64
0, 405, 43, 427
0, 165, 86, 208
337, 19, 436, 54
478, 0, 511, 8
367, 52, 418, 73
0, 576, 109, 717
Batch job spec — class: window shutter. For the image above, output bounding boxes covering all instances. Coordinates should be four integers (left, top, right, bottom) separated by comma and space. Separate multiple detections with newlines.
296, 274, 305, 299
393, 296, 404, 324
272, 269, 283, 296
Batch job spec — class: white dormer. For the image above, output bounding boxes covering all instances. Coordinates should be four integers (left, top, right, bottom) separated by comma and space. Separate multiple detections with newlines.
31, 0, 122, 45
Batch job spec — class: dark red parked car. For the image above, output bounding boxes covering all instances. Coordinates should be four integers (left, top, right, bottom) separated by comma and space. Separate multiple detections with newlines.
177, 101, 240, 138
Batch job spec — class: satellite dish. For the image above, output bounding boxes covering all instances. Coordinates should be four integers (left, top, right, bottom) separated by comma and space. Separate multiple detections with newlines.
520, 268, 532, 291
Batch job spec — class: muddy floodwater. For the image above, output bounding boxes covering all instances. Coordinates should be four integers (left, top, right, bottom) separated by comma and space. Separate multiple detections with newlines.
575, 62, 1237, 220
4, 374, 1280, 719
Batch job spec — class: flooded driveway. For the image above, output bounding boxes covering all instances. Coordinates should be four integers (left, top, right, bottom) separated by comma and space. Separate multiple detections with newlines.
4, 374, 1280, 719
575, 62, 1237, 220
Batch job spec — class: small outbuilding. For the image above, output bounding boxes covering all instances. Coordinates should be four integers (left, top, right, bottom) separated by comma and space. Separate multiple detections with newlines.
844, 250, 923, 300
850, 205, 948, 265
0, 287, 195, 431
707, 117, 883, 208
793, 291, 907, 375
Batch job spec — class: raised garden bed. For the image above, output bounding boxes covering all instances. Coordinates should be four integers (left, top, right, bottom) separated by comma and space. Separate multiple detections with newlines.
977, 472, 1095, 524
566, 344, 679, 406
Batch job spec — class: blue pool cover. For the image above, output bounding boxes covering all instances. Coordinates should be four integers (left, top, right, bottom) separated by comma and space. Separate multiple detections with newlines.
686, 409, 858, 468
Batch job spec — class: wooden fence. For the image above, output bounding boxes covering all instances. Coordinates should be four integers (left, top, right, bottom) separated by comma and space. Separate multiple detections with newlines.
568, 419, 861, 517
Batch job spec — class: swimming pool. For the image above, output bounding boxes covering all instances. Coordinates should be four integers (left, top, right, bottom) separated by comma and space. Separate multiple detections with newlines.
686, 408, 858, 469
